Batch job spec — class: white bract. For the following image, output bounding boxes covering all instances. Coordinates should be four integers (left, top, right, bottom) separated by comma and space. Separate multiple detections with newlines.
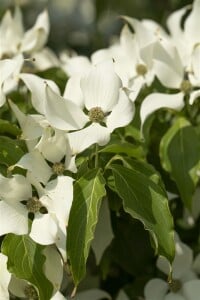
0, 6, 49, 58
0, 253, 11, 300
144, 234, 200, 300
0, 55, 23, 107
0, 172, 73, 261
46, 59, 134, 153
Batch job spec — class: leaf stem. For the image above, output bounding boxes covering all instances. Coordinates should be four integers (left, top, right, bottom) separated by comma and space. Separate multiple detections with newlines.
95, 144, 99, 168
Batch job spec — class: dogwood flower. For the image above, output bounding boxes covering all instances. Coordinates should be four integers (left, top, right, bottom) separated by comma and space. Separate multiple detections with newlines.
166, 0, 200, 70
144, 234, 200, 300
45, 59, 134, 152
0, 172, 74, 261
91, 23, 159, 101
0, 6, 49, 59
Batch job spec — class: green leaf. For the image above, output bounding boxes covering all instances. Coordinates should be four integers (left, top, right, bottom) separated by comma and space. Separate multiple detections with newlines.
0, 136, 24, 167
100, 142, 144, 158
0, 119, 21, 137
160, 117, 200, 209
1, 234, 54, 300
110, 164, 175, 263
67, 168, 106, 286
121, 157, 164, 186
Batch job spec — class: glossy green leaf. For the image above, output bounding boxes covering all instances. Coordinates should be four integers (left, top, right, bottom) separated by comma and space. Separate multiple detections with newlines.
1, 234, 54, 300
0, 119, 21, 137
0, 136, 24, 167
67, 168, 106, 286
121, 157, 164, 186
110, 164, 175, 263
100, 142, 144, 158
160, 117, 200, 209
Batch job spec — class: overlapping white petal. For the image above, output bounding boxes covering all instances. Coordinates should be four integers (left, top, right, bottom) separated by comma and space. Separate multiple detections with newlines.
61, 55, 91, 77
189, 90, 200, 105
144, 278, 168, 300
20, 73, 60, 114
0, 253, 11, 300
43, 246, 63, 293
164, 294, 185, 300
30, 213, 59, 245
0, 55, 23, 107
36, 128, 68, 163
81, 59, 122, 111
157, 240, 193, 279
41, 175, 74, 225
184, 0, 200, 49
20, 10, 49, 54
0, 201, 28, 235
140, 92, 184, 128
63, 75, 84, 108
0, 7, 23, 58
9, 99, 44, 141
182, 279, 200, 300
45, 84, 88, 130
0, 174, 32, 204
106, 89, 134, 132
68, 123, 110, 154
15, 150, 53, 184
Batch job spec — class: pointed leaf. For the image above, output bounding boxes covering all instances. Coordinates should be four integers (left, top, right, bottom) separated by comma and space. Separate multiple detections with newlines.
160, 117, 200, 209
1, 234, 54, 300
110, 164, 175, 263
67, 168, 106, 286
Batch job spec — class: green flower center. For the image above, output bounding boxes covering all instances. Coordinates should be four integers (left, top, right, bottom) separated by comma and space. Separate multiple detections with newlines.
180, 80, 192, 94
88, 107, 105, 123
169, 279, 182, 293
136, 63, 147, 76
52, 162, 65, 175
24, 285, 38, 299
26, 197, 43, 213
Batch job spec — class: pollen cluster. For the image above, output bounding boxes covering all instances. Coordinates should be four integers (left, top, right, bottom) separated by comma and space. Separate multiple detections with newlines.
88, 107, 105, 123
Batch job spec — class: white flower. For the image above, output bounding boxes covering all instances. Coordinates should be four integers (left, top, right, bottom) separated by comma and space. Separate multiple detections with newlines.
166, 0, 200, 69
0, 174, 32, 235
0, 55, 23, 107
14, 150, 53, 185
144, 234, 200, 300
0, 6, 49, 58
46, 60, 134, 153
19, 73, 60, 115
140, 92, 184, 129
29, 174, 74, 261
0, 171, 74, 261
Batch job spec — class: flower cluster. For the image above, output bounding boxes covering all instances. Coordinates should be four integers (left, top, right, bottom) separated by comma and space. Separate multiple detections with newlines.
0, 0, 199, 299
